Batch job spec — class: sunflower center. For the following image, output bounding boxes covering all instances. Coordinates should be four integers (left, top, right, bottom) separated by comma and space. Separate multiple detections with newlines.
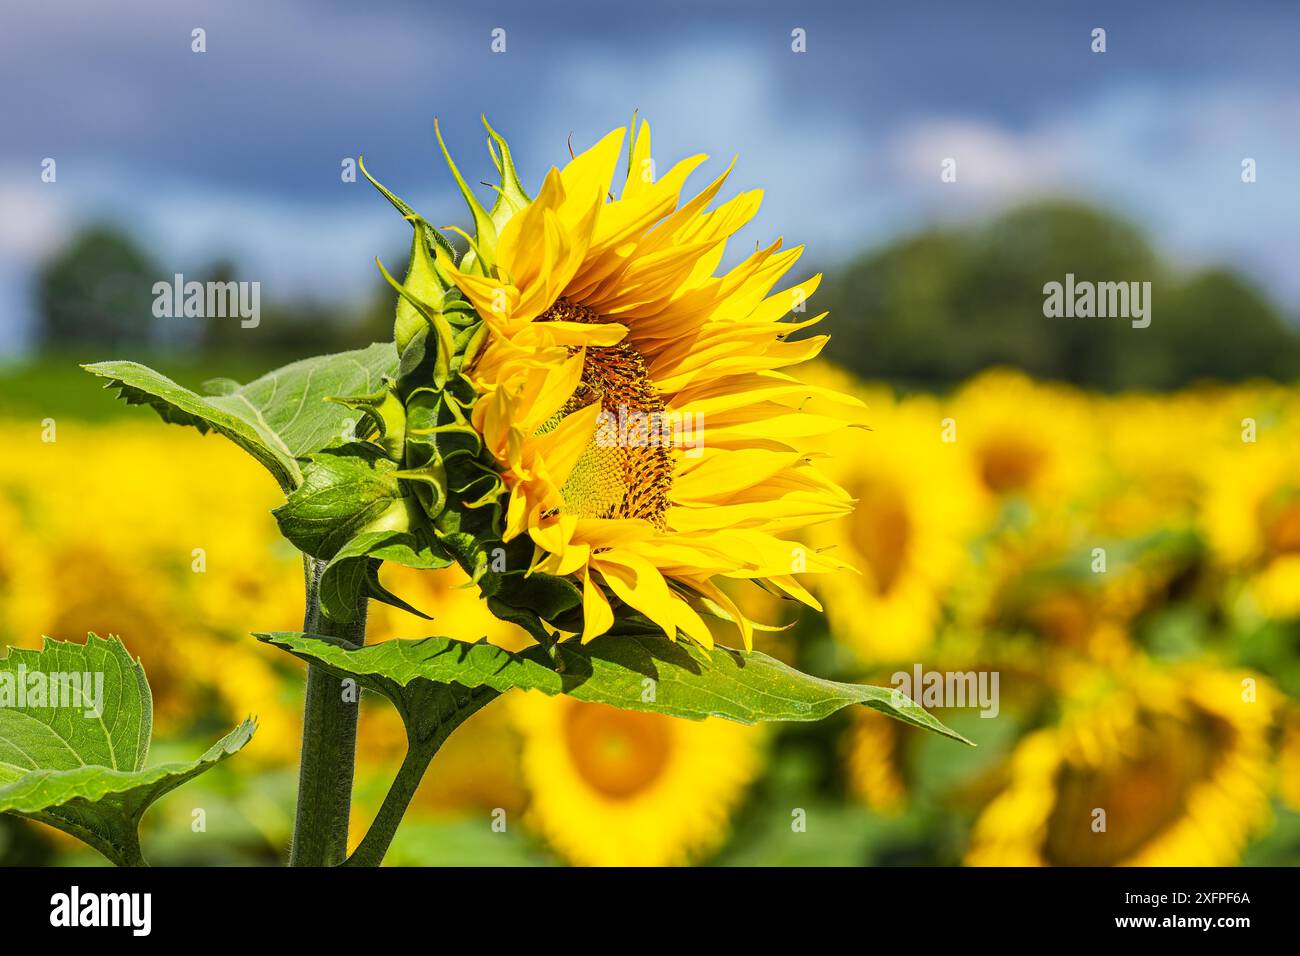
977, 436, 1045, 494
849, 479, 912, 595
564, 701, 672, 799
1022, 590, 1094, 648
1042, 710, 1231, 866
541, 298, 674, 528
1262, 492, 1300, 556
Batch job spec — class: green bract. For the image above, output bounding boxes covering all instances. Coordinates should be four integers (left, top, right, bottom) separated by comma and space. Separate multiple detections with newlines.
269, 147, 590, 641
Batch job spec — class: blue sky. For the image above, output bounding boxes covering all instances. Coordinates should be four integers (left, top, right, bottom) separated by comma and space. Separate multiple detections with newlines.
2, 0, 1298, 353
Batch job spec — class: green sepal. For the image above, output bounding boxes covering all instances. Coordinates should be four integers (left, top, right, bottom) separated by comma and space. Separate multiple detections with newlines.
326, 378, 406, 459
376, 259, 457, 391
358, 154, 457, 264
482, 114, 531, 232
434, 118, 498, 275
318, 529, 451, 623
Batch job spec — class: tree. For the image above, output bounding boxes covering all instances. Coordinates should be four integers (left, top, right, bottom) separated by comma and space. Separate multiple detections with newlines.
817, 200, 1298, 389
36, 225, 161, 351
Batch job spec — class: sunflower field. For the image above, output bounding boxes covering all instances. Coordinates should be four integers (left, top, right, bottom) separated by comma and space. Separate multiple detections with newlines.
3, 364, 1297, 867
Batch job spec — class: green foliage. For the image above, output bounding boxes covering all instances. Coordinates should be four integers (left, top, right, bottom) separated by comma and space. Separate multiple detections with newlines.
258, 631, 971, 743
84, 343, 398, 491
0, 635, 255, 866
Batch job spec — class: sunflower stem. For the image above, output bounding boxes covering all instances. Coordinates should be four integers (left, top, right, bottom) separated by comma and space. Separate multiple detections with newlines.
289, 557, 367, 867
342, 738, 439, 868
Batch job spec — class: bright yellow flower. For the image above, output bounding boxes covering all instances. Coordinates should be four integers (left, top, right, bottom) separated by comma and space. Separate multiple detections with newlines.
435, 120, 864, 647
1279, 710, 1300, 812
509, 692, 762, 866
944, 369, 1097, 508
0, 421, 306, 756
805, 371, 982, 662
1087, 391, 1215, 536
845, 711, 909, 814
1202, 430, 1300, 618
967, 663, 1276, 866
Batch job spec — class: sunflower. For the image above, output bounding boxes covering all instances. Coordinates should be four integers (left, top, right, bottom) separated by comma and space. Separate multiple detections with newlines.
1201, 430, 1300, 619
949, 514, 1155, 670
509, 692, 762, 866
943, 369, 1096, 509
424, 119, 864, 646
4, 541, 203, 729
1279, 710, 1300, 812
966, 663, 1276, 866
1088, 390, 1216, 537
845, 710, 909, 814
805, 371, 982, 662
0, 422, 306, 754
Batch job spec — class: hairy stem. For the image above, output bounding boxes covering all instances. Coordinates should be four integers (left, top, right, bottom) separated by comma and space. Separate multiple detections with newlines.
345, 689, 497, 867
289, 557, 368, 867
342, 739, 437, 868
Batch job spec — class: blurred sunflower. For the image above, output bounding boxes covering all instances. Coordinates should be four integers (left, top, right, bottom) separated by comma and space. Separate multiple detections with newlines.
944, 369, 1096, 509
434, 119, 864, 646
1202, 433, 1300, 619
805, 375, 981, 661
966, 664, 1276, 866
509, 692, 762, 866
1088, 391, 1214, 537
846, 711, 910, 814
0, 422, 308, 751
951, 521, 1160, 669
4, 541, 206, 730
1279, 711, 1300, 811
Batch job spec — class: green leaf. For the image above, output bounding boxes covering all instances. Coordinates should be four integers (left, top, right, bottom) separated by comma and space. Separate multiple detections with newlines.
257, 626, 968, 868
0, 635, 256, 866
83, 343, 399, 492
257, 631, 972, 744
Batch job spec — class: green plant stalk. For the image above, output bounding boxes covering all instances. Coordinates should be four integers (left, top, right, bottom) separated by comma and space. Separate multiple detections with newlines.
116, 828, 148, 868
342, 739, 437, 868
289, 557, 368, 867
344, 698, 493, 867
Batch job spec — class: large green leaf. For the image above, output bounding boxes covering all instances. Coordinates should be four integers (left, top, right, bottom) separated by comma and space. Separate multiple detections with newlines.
257, 631, 972, 744
83, 343, 399, 491
0, 635, 256, 866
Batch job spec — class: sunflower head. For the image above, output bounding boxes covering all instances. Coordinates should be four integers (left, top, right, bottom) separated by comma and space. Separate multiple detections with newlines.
282, 117, 864, 648
966, 664, 1277, 866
